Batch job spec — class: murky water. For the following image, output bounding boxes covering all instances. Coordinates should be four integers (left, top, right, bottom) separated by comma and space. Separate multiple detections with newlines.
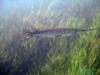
0, 0, 100, 75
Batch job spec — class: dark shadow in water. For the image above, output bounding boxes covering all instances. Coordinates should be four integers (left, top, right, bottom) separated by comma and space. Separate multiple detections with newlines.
0, 61, 13, 75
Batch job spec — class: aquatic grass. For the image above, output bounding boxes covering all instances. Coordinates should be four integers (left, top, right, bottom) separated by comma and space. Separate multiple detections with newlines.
68, 12, 100, 75
39, 12, 100, 75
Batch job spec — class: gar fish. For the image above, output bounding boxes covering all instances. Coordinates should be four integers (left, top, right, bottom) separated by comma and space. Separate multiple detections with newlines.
23, 28, 96, 39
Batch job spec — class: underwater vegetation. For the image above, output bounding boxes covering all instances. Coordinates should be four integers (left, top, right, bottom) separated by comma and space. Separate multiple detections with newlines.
0, 0, 100, 75
38, 13, 100, 75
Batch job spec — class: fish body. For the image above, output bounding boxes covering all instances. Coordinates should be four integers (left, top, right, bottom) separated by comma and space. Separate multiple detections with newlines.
23, 28, 96, 39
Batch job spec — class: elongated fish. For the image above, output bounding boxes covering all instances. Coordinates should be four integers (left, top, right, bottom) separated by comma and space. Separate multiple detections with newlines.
23, 28, 96, 39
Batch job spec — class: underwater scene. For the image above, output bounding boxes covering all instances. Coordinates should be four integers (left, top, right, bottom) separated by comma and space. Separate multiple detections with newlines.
0, 0, 100, 75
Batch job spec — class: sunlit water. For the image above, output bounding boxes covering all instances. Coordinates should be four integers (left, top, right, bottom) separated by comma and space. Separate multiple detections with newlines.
0, 0, 95, 31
